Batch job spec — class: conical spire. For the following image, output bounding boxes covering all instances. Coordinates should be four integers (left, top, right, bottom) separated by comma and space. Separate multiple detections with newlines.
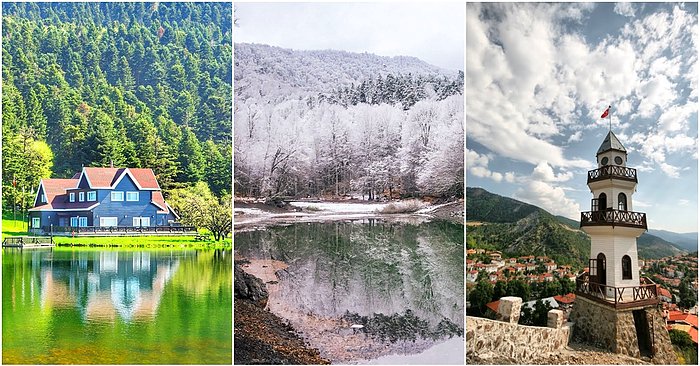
596, 131, 627, 155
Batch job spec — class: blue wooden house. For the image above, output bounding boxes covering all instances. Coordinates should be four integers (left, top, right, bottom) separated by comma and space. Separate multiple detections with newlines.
28, 167, 180, 234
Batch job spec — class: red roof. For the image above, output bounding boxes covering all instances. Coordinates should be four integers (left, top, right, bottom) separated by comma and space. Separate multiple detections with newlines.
668, 311, 698, 328
29, 179, 82, 211
554, 293, 576, 304
30, 168, 169, 213
82, 167, 160, 190
486, 300, 500, 314
690, 327, 698, 344
658, 286, 672, 299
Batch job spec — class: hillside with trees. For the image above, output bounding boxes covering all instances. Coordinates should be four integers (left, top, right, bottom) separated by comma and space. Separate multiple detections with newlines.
466, 187, 686, 266
234, 43, 464, 200
2, 3, 232, 218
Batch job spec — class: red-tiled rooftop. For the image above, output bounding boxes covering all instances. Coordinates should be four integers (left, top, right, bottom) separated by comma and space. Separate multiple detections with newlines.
554, 293, 576, 304
486, 300, 500, 314
81, 167, 160, 189
29, 179, 79, 211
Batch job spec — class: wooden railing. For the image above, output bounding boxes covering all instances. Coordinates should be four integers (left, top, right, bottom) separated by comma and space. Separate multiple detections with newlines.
580, 209, 647, 230
588, 165, 637, 184
575, 272, 658, 309
43, 226, 196, 234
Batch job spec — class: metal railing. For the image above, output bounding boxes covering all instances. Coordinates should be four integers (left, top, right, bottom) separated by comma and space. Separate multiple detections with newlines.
588, 165, 637, 184
43, 225, 196, 234
575, 272, 658, 309
580, 209, 647, 230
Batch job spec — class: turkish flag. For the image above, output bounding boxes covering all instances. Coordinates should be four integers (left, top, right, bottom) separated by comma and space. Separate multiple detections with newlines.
600, 106, 610, 119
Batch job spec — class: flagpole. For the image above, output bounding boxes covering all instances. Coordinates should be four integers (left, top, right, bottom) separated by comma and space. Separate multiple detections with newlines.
608, 105, 612, 132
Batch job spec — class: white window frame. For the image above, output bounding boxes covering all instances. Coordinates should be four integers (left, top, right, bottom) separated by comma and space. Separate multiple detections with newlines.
87, 191, 96, 201
32, 217, 40, 228
126, 191, 139, 202
100, 217, 118, 227
69, 192, 75, 202
70, 217, 78, 227
79, 217, 88, 227
111, 191, 124, 201
79, 192, 85, 202
133, 217, 150, 227
41, 194, 46, 203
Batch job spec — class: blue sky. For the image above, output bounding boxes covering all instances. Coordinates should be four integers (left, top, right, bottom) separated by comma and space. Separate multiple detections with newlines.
466, 3, 698, 233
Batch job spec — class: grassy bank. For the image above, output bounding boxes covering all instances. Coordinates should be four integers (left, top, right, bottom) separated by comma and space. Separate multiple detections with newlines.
2, 213, 29, 237
52, 235, 231, 248
2, 213, 231, 248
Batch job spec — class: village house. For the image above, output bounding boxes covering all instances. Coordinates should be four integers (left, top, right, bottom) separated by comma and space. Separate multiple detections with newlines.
28, 167, 182, 235
466, 259, 475, 269
467, 270, 479, 283
545, 262, 557, 271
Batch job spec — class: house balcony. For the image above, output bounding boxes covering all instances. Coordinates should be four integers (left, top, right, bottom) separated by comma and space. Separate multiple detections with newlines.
580, 209, 647, 230
575, 273, 659, 310
587, 166, 637, 184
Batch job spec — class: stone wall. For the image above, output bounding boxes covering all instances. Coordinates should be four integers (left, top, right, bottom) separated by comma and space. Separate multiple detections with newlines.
570, 296, 677, 364
466, 316, 573, 363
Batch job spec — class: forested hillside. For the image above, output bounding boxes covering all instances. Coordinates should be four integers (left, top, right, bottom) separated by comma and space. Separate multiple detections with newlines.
2, 2, 232, 211
466, 187, 686, 266
234, 43, 464, 199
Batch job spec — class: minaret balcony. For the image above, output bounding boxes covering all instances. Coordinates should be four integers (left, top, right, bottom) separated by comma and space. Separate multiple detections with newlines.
575, 273, 659, 309
580, 209, 647, 230
587, 165, 637, 184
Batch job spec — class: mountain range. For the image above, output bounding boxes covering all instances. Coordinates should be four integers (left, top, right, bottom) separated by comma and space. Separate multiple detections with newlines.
466, 187, 688, 267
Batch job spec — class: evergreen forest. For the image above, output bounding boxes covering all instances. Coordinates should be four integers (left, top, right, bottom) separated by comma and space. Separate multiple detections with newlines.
2, 2, 232, 213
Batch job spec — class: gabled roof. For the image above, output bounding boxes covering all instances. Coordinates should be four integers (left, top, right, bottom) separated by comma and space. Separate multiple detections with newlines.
597, 131, 627, 155
29, 178, 98, 211
553, 293, 576, 304
77, 167, 161, 190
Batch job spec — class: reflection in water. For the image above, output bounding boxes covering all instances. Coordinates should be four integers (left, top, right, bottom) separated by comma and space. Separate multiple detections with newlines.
235, 219, 464, 343
37, 250, 183, 323
3, 248, 232, 364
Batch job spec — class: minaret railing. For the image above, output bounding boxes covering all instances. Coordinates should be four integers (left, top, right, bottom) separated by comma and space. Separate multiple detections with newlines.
587, 165, 637, 184
575, 273, 659, 309
580, 209, 647, 230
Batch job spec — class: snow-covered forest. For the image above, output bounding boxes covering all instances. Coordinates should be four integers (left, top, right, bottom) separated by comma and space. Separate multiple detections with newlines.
234, 43, 464, 199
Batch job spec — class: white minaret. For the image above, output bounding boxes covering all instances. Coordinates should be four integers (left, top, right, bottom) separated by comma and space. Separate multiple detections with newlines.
580, 131, 647, 299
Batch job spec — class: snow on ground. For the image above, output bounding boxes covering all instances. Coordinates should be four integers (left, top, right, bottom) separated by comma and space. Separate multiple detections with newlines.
289, 201, 389, 213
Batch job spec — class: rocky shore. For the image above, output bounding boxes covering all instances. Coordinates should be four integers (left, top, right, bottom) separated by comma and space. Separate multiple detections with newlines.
234, 263, 330, 364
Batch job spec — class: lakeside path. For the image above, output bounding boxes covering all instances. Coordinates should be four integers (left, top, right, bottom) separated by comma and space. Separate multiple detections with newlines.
233, 199, 463, 230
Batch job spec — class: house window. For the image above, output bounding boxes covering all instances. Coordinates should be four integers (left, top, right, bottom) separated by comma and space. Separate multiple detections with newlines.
79, 217, 88, 227
32, 217, 40, 228
100, 217, 118, 227
622, 255, 632, 280
41, 194, 46, 203
69, 193, 75, 202
133, 217, 151, 227
618, 193, 627, 211
79, 192, 85, 202
111, 191, 124, 201
70, 217, 78, 227
126, 191, 139, 202
87, 191, 96, 201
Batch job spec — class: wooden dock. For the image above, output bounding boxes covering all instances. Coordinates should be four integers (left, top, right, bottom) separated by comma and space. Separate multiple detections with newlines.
2, 236, 54, 248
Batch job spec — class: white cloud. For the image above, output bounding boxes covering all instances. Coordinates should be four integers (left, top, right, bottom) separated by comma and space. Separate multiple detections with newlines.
514, 180, 581, 219
532, 161, 574, 182
504, 172, 516, 183
467, 149, 509, 183
679, 199, 690, 206
659, 162, 681, 178
568, 131, 583, 143
614, 3, 636, 17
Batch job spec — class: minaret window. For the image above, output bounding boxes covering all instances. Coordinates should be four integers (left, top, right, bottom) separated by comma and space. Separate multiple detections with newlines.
614, 156, 623, 165
591, 198, 599, 211
601, 157, 609, 165
618, 193, 627, 211
622, 255, 632, 280
598, 193, 607, 211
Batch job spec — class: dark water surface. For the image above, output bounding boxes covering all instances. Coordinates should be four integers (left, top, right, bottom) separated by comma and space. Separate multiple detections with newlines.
235, 219, 464, 345
2, 248, 232, 364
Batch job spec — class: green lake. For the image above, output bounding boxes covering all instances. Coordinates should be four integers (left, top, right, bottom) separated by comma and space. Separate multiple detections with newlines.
235, 218, 464, 362
2, 248, 232, 364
